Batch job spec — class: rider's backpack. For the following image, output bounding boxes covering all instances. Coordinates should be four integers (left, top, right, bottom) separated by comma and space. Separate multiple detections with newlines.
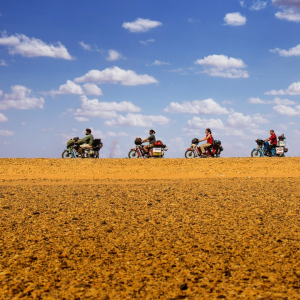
192, 138, 199, 145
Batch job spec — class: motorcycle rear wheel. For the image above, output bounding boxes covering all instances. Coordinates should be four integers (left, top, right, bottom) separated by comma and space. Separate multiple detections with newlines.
62, 150, 72, 158
185, 150, 195, 158
128, 150, 139, 159
251, 149, 262, 157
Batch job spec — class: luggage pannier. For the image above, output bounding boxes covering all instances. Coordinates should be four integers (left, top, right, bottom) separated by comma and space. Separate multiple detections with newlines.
154, 140, 162, 146
135, 138, 142, 145
92, 139, 103, 149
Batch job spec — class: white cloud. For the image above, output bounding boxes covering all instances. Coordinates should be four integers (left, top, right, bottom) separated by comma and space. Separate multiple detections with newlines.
140, 39, 155, 45
147, 60, 170, 66
226, 112, 268, 129
264, 89, 286, 95
83, 83, 102, 96
272, 0, 300, 21
185, 116, 225, 130
74, 66, 158, 86
250, 0, 268, 10
0, 90, 2, 97
273, 104, 300, 116
0, 129, 14, 136
104, 113, 170, 127
0, 112, 8, 122
266, 81, 300, 95
224, 12, 247, 26
0, 59, 8, 66
0, 33, 74, 60
79, 41, 92, 51
248, 97, 296, 105
271, 44, 300, 56
122, 18, 162, 33
275, 10, 300, 21
106, 131, 128, 137
52, 80, 84, 95
74, 95, 141, 119
164, 99, 230, 115
0, 85, 44, 110
240, 1, 246, 7
195, 54, 248, 78
188, 18, 200, 23
106, 50, 123, 61
75, 117, 89, 122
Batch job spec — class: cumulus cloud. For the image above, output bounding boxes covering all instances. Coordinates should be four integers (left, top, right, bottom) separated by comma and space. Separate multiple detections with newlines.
271, 44, 300, 56
140, 39, 155, 45
0, 59, 8, 66
250, 0, 268, 10
106, 50, 123, 61
0, 112, 8, 122
0, 32, 74, 60
50, 80, 83, 95
272, 0, 300, 21
195, 54, 249, 78
224, 12, 247, 26
74, 95, 141, 119
248, 97, 296, 105
164, 99, 230, 115
273, 104, 300, 116
104, 113, 170, 127
0, 129, 14, 136
75, 116, 89, 122
184, 117, 225, 130
265, 81, 300, 95
147, 60, 170, 66
122, 18, 162, 33
74, 66, 158, 86
227, 112, 268, 129
83, 83, 102, 96
0, 85, 44, 110
79, 41, 92, 51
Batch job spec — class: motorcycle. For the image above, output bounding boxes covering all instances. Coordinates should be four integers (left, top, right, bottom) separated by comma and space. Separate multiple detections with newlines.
128, 138, 168, 158
62, 138, 103, 159
251, 134, 288, 157
185, 138, 223, 158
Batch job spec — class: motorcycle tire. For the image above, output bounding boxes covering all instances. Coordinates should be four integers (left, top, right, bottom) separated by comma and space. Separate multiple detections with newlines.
62, 150, 72, 158
128, 150, 139, 159
185, 150, 195, 158
251, 149, 262, 157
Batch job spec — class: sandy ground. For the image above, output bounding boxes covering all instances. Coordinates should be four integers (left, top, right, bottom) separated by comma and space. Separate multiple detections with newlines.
0, 158, 300, 299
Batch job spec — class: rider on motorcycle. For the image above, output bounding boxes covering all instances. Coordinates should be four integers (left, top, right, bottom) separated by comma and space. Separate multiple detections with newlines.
265, 129, 277, 157
142, 129, 156, 153
198, 128, 213, 157
77, 128, 94, 155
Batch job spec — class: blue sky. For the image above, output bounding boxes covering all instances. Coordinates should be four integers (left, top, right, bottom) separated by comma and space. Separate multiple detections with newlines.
1, 0, 300, 158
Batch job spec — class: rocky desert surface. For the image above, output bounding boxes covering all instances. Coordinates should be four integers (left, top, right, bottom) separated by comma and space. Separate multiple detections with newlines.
0, 158, 300, 300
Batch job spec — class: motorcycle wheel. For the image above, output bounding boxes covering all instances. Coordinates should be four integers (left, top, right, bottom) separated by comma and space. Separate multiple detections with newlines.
128, 150, 139, 159
62, 150, 72, 158
185, 150, 195, 158
251, 149, 261, 157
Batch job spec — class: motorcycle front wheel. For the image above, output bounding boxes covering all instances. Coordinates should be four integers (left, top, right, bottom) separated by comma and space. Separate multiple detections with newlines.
185, 150, 195, 158
128, 150, 139, 159
62, 150, 72, 158
251, 149, 262, 157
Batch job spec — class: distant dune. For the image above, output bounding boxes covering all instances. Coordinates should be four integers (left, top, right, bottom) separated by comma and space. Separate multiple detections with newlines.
0, 158, 299, 299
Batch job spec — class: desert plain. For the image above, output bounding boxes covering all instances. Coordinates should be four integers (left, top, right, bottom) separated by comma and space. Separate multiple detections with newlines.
0, 157, 300, 300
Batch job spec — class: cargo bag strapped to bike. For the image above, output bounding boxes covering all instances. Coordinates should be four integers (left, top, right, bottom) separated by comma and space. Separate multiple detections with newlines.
92, 139, 103, 150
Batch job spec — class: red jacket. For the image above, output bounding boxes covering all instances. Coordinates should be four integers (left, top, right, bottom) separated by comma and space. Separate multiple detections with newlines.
206, 134, 213, 145
269, 133, 277, 145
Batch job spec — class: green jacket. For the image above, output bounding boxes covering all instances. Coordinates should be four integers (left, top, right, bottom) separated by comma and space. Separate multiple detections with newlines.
78, 134, 94, 146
